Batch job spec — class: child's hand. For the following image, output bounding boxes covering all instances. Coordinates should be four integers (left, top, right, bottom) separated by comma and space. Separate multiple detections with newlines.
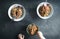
18, 34, 25, 39
37, 31, 46, 39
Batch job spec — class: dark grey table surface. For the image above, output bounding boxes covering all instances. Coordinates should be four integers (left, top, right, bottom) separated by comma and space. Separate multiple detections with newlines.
0, 0, 60, 39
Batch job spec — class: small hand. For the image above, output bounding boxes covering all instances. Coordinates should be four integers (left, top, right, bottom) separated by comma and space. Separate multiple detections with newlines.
18, 34, 25, 39
37, 31, 46, 39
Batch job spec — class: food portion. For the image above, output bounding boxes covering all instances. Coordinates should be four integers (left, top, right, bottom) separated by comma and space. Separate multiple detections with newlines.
27, 24, 38, 35
39, 4, 51, 17
11, 6, 23, 19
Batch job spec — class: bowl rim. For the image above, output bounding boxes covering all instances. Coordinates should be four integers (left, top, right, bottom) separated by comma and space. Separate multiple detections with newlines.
8, 4, 26, 21
37, 2, 54, 19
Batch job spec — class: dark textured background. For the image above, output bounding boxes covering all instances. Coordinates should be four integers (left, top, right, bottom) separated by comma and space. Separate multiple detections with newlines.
0, 0, 60, 39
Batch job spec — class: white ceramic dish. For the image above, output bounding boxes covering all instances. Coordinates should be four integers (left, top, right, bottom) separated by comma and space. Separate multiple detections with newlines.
37, 2, 53, 19
8, 4, 26, 21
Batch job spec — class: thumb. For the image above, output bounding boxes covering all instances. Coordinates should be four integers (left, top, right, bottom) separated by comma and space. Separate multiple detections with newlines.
37, 31, 46, 39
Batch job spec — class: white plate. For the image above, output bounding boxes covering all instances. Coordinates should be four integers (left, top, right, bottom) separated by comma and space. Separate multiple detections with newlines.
37, 2, 54, 19
8, 4, 26, 21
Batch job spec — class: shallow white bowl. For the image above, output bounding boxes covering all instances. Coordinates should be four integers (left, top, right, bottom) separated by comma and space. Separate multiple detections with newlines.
37, 2, 53, 19
8, 4, 26, 21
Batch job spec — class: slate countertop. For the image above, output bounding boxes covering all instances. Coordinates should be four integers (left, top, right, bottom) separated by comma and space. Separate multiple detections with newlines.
0, 0, 60, 39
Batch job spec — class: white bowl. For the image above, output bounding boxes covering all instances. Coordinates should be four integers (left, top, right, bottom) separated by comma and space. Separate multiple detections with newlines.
8, 4, 26, 21
37, 2, 53, 19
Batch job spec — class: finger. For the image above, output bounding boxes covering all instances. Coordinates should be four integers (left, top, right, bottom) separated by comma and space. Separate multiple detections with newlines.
18, 34, 22, 37
37, 31, 43, 36
18, 34, 22, 38
37, 31, 46, 39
